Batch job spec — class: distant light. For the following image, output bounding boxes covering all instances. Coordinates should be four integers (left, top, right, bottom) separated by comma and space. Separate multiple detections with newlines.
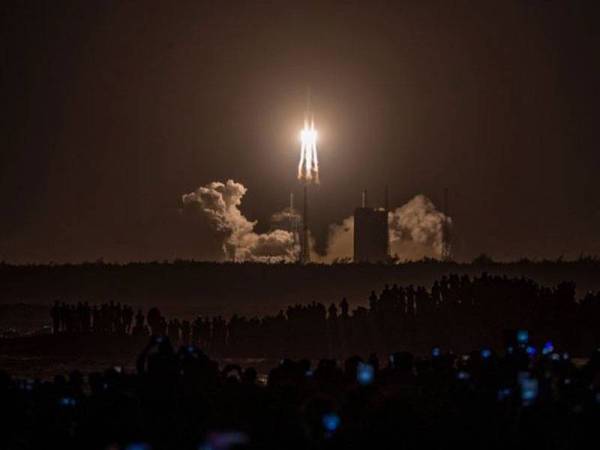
431, 347, 441, 358
59, 397, 76, 407
551, 352, 560, 361
517, 371, 530, 383
356, 362, 375, 386
497, 387, 512, 401
526, 346, 537, 357
199, 432, 249, 450
562, 352, 570, 361
520, 378, 539, 405
480, 348, 492, 359
305, 369, 314, 378
125, 444, 151, 450
457, 370, 470, 381
517, 330, 529, 344
506, 346, 514, 354
542, 341, 554, 355
322, 413, 341, 432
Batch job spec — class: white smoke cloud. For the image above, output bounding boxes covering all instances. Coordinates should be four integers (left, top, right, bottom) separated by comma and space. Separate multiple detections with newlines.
389, 195, 450, 260
182, 180, 299, 262
181, 181, 449, 264
270, 207, 301, 229
322, 216, 354, 262
323, 195, 450, 263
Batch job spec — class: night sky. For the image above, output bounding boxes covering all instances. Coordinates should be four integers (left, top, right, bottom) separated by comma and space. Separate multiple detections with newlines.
2, 0, 599, 263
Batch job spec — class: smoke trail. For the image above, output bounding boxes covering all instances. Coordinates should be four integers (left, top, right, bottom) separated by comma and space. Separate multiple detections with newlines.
324, 195, 451, 262
182, 180, 299, 262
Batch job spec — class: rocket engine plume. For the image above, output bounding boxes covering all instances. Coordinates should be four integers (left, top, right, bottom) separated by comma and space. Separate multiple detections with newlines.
298, 118, 319, 183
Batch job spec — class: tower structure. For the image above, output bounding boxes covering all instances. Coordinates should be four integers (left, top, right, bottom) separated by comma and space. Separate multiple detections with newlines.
289, 192, 300, 249
353, 189, 389, 263
301, 183, 310, 263
441, 187, 452, 261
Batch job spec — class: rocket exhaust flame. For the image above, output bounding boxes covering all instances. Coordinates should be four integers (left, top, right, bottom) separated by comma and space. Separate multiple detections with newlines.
297, 110, 318, 263
298, 118, 319, 183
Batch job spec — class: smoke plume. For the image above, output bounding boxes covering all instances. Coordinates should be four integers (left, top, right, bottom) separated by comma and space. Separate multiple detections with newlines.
182, 180, 299, 262
324, 195, 450, 262
270, 207, 301, 229
182, 181, 449, 263
388, 195, 450, 260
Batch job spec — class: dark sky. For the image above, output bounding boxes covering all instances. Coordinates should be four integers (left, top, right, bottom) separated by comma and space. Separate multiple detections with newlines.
1, 0, 599, 263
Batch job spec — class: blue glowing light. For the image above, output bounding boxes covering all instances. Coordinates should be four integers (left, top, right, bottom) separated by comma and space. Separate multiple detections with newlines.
356, 362, 375, 386
526, 346, 537, 357
323, 413, 342, 433
200, 431, 249, 450
457, 371, 470, 381
497, 387, 512, 401
322, 413, 341, 432
125, 443, 151, 450
59, 397, 76, 407
520, 378, 539, 405
480, 348, 492, 359
517, 330, 529, 344
542, 341, 554, 355
431, 347, 441, 358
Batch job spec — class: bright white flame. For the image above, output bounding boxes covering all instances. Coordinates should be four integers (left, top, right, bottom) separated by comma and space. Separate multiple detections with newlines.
298, 119, 319, 183
300, 127, 317, 147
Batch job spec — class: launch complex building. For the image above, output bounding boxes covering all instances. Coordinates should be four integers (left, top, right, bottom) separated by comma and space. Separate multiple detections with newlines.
353, 189, 390, 263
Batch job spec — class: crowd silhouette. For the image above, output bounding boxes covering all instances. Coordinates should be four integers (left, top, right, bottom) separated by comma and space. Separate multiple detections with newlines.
2, 333, 599, 449
1, 273, 598, 449
49, 273, 600, 357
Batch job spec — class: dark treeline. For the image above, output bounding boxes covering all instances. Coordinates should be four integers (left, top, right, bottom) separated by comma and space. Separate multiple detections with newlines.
51, 273, 600, 357
4, 259, 600, 319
